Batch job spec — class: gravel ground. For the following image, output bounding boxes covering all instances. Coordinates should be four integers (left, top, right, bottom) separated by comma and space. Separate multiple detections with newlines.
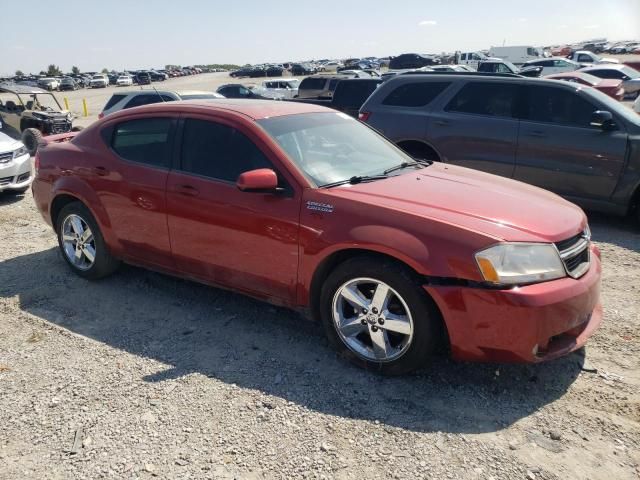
0, 189, 639, 479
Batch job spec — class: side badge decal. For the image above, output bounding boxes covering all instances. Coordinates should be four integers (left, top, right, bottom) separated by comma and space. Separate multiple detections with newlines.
306, 201, 334, 213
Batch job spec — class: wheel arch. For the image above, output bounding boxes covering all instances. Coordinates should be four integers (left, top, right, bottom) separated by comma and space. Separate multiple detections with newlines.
308, 247, 450, 350
395, 139, 442, 161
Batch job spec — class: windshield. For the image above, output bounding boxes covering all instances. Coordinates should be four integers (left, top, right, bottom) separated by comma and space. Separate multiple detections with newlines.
17, 93, 63, 111
258, 112, 414, 187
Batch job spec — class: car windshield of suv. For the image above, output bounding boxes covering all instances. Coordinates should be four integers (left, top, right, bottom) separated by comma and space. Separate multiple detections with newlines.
258, 112, 414, 186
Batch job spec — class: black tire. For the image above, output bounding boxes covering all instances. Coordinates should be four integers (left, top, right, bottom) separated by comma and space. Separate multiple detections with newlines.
319, 256, 441, 375
55, 202, 120, 280
21, 128, 42, 156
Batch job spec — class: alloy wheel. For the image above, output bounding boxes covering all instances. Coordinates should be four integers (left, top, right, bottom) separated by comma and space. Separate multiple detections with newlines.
61, 214, 96, 271
332, 278, 414, 362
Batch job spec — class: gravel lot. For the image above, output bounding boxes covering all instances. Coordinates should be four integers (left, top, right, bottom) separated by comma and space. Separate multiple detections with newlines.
0, 184, 639, 479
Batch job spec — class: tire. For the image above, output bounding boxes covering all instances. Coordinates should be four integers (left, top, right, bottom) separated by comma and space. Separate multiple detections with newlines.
21, 128, 42, 156
55, 202, 120, 280
319, 256, 441, 375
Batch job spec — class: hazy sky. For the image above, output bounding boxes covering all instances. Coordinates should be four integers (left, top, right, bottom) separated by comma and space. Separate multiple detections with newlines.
1, 0, 639, 75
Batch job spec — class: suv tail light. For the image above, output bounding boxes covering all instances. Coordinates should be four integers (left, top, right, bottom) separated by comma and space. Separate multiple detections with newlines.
34, 151, 41, 173
358, 111, 371, 122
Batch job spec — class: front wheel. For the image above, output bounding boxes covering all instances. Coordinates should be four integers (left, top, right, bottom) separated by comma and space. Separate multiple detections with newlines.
319, 256, 441, 375
56, 202, 120, 280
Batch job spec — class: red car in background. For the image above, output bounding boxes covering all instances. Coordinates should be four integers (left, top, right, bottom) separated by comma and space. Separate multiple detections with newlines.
31, 100, 602, 374
545, 71, 626, 101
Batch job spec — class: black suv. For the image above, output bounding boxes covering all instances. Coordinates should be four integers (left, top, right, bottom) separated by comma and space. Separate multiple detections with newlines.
389, 53, 439, 70
360, 74, 640, 221
135, 71, 151, 85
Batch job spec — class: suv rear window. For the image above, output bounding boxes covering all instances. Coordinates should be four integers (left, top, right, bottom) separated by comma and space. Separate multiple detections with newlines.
446, 82, 518, 117
382, 82, 450, 107
125, 94, 173, 109
112, 118, 172, 168
104, 94, 127, 110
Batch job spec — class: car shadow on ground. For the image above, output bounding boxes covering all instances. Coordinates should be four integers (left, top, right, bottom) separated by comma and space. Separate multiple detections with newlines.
587, 211, 640, 253
0, 248, 587, 435
0, 191, 27, 206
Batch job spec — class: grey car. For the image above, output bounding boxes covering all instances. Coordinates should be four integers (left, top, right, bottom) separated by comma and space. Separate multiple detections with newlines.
360, 74, 640, 221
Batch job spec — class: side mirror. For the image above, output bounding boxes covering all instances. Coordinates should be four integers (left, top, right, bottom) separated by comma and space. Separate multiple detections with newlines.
590, 110, 616, 130
236, 168, 279, 193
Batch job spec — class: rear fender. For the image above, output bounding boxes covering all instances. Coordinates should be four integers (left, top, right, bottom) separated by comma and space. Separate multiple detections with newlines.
50, 176, 122, 255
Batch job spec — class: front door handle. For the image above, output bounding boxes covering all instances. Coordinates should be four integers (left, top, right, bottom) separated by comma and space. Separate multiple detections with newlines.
174, 184, 199, 197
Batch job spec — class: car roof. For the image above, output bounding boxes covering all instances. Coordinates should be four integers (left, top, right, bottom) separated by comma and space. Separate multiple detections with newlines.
109, 99, 329, 121
0, 82, 49, 94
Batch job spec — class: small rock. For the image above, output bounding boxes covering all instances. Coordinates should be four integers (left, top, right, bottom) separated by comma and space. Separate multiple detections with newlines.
82, 436, 93, 448
320, 443, 335, 453
144, 463, 155, 473
549, 431, 562, 441
508, 441, 519, 450
526, 471, 536, 480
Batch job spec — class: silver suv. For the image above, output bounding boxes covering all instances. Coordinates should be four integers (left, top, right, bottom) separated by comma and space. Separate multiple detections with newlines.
360, 73, 640, 221
99, 90, 224, 118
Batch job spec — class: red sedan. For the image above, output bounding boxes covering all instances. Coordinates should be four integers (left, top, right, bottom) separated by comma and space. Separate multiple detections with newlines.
545, 71, 626, 101
32, 101, 602, 374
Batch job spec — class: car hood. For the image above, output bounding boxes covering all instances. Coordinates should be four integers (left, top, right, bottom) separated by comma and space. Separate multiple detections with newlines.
325, 163, 586, 243
0, 131, 23, 152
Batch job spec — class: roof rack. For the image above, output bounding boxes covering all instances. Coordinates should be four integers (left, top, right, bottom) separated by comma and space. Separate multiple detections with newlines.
399, 71, 523, 78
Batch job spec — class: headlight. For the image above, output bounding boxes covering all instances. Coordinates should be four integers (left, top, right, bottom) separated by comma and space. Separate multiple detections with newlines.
475, 243, 566, 286
13, 146, 28, 159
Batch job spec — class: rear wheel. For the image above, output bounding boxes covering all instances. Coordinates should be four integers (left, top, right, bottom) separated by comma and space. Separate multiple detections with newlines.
55, 202, 120, 280
21, 128, 42, 156
319, 256, 441, 375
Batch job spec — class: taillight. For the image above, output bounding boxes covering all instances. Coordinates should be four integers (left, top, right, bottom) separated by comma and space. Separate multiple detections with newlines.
98, 112, 104, 119
34, 151, 41, 173
358, 111, 371, 122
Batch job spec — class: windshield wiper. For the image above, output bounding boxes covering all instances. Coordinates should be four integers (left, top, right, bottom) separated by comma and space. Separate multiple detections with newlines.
320, 174, 389, 188
383, 161, 431, 175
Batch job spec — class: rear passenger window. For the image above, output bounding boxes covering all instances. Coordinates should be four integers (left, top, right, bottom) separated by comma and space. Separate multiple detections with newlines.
180, 119, 272, 182
112, 118, 172, 168
299, 78, 327, 90
523, 86, 597, 128
104, 94, 127, 110
446, 82, 518, 117
382, 82, 450, 107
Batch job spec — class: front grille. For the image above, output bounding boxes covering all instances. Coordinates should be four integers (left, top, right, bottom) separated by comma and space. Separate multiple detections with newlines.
555, 231, 590, 279
0, 151, 12, 163
0, 176, 13, 185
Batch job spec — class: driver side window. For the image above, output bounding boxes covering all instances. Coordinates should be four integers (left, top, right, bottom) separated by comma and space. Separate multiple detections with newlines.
524, 86, 597, 128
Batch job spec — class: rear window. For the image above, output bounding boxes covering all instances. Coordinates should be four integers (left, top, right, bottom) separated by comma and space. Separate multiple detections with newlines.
104, 94, 127, 110
112, 118, 173, 168
334, 81, 381, 107
299, 78, 327, 90
382, 82, 450, 107
446, 82, 518, 118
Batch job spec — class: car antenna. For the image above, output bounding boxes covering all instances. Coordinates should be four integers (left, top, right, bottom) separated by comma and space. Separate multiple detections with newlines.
152, 86, 166, 102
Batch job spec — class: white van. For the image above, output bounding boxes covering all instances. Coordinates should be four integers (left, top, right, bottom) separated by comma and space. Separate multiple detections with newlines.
488, 46, 543, 65
456, 52, 491, 70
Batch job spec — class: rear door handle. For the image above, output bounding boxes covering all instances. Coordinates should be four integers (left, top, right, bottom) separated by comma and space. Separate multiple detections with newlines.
434, 120, 450, 127
93, 166, 109, 176
174, 184, 199, 197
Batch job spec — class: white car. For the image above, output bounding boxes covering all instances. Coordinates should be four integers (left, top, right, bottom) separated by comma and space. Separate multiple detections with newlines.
522, 57, 581, 75
320, 61, 344, 72
260, 79, 300, 99
116, 75, 133, 86
0, 126, 32, 194
99, 90, 224, 117
568, 50, 619, 65
580, 65, 640, 96
90, 75, 109, 88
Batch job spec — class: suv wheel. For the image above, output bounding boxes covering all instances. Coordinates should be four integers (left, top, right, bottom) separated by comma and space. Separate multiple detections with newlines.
56, 202, 120, 280
21, 128, 42, 156
319, 256, 440, 375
